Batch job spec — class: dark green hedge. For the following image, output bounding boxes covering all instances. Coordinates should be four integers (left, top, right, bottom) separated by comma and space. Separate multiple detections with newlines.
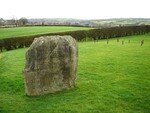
0, 25, 150, 52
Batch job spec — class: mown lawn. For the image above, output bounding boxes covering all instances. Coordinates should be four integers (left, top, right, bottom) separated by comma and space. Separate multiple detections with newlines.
0, 26, 91, 39
0, 34, 150, 113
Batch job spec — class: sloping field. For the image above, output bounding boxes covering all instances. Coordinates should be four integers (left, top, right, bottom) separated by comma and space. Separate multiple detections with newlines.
0, 33, 150, 113
0, 26, 91, 39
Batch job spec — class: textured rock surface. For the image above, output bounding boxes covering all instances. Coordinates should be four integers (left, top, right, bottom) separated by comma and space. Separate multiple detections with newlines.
23, 35, 78, 96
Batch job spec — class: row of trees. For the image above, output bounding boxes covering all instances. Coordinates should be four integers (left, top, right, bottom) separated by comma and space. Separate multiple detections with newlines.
0, 18, 85, 27
0, 17, 28, 27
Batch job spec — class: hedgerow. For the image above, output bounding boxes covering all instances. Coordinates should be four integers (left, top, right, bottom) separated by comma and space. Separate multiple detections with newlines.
0, 25, 150, 51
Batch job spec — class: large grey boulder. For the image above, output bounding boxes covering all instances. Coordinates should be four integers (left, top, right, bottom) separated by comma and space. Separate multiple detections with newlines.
23, 35, 78, 96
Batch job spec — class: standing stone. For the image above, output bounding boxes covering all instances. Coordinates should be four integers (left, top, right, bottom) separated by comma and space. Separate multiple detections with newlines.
23, 35, 78, 96
141, 40, 144, 46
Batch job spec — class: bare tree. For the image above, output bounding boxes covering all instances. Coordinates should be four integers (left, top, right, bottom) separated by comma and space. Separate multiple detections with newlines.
11, 17, 16, 25
19, 17, 28, 26
6, 17, 17, 26
0, 18, 5, 26
42, 21, 45, 25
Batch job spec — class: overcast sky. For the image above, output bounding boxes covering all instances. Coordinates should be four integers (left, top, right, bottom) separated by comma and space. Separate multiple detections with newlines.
0, 0, 150, 19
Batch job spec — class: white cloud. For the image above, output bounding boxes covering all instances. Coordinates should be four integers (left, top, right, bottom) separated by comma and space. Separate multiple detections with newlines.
0, 0, 150, 19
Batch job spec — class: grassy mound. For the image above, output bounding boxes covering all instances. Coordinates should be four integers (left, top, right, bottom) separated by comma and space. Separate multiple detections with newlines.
0, 33, 150, 113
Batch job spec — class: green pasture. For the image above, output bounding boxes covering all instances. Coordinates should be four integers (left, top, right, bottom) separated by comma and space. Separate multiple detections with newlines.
0, 26, 91, 39
0, 33, 150, 113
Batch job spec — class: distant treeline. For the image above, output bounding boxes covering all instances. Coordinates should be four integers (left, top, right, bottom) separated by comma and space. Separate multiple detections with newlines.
0, 25, 150, 52
0, 18, 89, 27
25, 24, 90, 27
0, 17, 28, 27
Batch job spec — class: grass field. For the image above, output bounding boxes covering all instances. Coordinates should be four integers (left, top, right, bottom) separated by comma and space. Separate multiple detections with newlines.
0, 33, 150, 113
0, 54, 2, 60
0, 26, 91, 39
